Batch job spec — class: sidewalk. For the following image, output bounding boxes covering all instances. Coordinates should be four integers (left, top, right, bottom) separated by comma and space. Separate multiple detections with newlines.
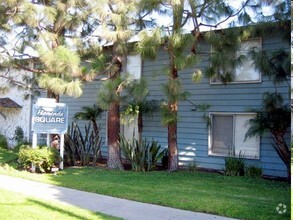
0, 174, 236, 220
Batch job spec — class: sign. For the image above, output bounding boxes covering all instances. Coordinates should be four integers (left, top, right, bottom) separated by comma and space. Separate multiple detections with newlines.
32, 98, 68, 134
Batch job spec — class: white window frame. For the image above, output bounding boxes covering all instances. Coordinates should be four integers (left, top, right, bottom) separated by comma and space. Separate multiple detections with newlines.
210, 38, 262, 85
208, 112, 260, 159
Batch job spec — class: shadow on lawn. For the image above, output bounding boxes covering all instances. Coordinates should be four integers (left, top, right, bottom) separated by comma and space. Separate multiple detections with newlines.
27, 198, 93, 220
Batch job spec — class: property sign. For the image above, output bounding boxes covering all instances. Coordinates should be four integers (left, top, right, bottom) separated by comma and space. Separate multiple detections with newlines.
32, 98, 68, 134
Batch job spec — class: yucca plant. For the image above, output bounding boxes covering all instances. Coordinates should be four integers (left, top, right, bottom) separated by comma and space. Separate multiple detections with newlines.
120, 136, 146, 171
145, 140, 166, 171
64, 122, 102, 166
120, 135, 166, 171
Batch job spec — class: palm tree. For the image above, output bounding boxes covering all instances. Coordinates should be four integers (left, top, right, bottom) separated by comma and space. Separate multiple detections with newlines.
246, 93, 290, 180
122, 78, 159, 144
74, 104, 103, 135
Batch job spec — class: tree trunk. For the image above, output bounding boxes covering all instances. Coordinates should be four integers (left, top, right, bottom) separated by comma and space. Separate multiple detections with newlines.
107, 101, 123, 169
167, 67, 179, 171
47, 89, 59, 145
47, 89, 59, 102
272, 132, 290, 181
168, 122, 178, 171
92, 120, 102, 159
138, 112, 143, 144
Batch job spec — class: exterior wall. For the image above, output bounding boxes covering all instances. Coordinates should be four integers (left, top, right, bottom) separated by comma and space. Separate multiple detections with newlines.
0, 70, 33, 147
142, 33, 289, 178
61, 31, 289, 178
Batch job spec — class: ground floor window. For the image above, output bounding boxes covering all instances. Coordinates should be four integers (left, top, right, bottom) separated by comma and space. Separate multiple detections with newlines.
209, 113, 260, 159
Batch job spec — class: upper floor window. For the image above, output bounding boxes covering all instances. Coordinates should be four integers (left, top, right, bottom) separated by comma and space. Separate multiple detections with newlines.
124, 54, 142, 80
210, 38, 261, 84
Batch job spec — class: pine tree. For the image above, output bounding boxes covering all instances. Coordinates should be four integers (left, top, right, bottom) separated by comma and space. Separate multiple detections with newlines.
94, 0, 141, 169
136, 0, 266, 171
0, 0, 100, 100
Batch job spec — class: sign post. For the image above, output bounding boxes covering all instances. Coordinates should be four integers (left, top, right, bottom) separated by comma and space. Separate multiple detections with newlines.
31, 98, 68, 170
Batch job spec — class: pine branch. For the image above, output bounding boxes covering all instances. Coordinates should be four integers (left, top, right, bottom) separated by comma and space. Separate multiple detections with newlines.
13, 63, 45, 74
198, 0, 251, 29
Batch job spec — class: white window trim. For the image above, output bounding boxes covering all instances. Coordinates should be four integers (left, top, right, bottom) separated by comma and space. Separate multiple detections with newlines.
210, 38, 262, 85
208, 112, 260, 159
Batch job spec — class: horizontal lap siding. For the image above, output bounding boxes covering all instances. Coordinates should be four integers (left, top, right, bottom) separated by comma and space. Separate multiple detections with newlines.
60, 80, 109, 156
60, 32, 289, 178
143, 34, 289, 177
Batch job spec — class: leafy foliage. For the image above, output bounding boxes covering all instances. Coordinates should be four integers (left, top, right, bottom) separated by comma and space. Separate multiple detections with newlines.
135, 28, 162, 60
97, 76, 124, 110
224, 157, 245, 176
250, 48, 290, 84
0, 0, 100, 99
0, 134, 8, 149
74, 104, 103, 135
18, 145, 60, 173
245, 165, 262, 178
64, 122, 102, 166
246, 92, 290, 177
120, 136, 166, 171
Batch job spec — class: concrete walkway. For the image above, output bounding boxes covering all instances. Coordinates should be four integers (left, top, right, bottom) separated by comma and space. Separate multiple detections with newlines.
0, 174, 236, 220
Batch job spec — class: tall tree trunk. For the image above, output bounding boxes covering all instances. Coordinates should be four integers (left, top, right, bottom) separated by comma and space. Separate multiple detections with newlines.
107, 101, 123, 169
92, 120, 102, 159
138, 112, 143, 144
168, 121, 178, 171
168, 68, 179, 171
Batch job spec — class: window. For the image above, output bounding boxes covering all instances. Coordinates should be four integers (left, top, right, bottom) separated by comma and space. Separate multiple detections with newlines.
123, 54, 142, 80
210, 38, 261, 84
209, 113, 260, 159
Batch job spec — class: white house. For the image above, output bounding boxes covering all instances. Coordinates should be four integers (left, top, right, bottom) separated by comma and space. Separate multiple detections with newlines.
0, 69, 33, 147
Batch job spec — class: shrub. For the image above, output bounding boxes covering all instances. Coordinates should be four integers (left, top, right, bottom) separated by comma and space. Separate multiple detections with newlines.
14, 126, 24, 144
120, 136, 166, 171
224, 157, 245, 176
187, 159, 198, 172
245, 165, 262, 178
0, 134, 8, 149
64, 122, 102, 166
18, 145, 61, 173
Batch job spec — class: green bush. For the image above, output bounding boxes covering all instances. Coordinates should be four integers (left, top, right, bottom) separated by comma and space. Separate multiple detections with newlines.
224, 157, 245, 176
18, 145, 61, 173
14, 126, 24, 145
245, 165, 262, 178
0, 134, 8, 149
120, 136, 166, 171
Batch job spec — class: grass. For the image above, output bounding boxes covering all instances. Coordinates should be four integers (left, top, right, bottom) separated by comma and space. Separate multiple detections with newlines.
0, 188, 120, 220
0, 149, 290, 219
0, 148, 18, 164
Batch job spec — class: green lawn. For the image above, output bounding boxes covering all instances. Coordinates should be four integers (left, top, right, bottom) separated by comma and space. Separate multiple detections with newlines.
0, 149, 290, 219
0, 148, 18, 164
0, 188, 120, 220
